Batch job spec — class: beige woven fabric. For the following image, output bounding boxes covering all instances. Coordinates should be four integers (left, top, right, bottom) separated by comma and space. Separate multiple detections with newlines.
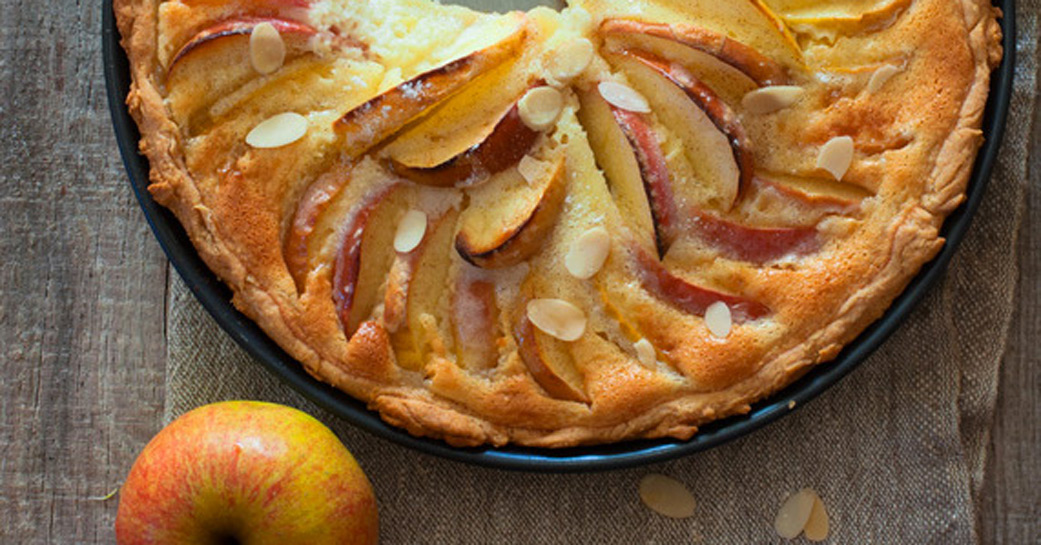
165, 2, 1032, 541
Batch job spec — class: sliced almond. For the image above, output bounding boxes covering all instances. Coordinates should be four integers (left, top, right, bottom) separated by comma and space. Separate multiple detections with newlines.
250, 22, 286, 75
564, 227, 611, 279
393, 210, 427, 253
638, 474, 696, 519
245, 112, 308, 149
704, 301, 732, 338
633, 338, 656, 367
548, 37, 594, 82
527, 299, 586, 342
741, 85, 804, 114
816, 136, 855, 181
598, 81, 651, 113
518, 155, 549, 185
867, 64, 901, 93
774, 488, 816, 539
518, 86, 564, 131
804, 494, 830, 542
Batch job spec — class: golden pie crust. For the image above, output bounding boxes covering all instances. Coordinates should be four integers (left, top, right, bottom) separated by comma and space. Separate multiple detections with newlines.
116, 0, 1002, 447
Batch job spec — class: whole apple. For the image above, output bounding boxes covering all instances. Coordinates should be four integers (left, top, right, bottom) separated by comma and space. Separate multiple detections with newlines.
116, 401, 379, 545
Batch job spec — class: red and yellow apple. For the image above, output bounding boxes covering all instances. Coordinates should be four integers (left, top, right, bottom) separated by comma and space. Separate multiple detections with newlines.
115, 401, 378, 545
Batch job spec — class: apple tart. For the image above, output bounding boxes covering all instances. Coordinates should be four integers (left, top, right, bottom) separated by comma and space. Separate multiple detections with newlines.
116, 0, 1002, 447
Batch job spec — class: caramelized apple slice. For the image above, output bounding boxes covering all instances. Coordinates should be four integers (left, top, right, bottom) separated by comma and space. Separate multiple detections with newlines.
455, 156, 567, 269
575, 87, 657, 255
333, 27, 527, 156
385, 105, 541, 187
451, 275, 502, 370
761, 0, 912, 35
754, 172, 871, 214
631, 245, 770, 322
609, 50, 752, 209
515, 307, 590, 404
690, 210, 819, 263
330, 184, 406, 336
379, 56, 537, 173
599, 19, 791, 87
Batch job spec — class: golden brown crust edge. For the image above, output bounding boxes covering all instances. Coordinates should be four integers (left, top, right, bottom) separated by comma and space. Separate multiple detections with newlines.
116, 0, 1002, 448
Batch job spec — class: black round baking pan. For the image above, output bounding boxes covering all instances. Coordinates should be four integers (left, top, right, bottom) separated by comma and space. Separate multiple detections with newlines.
104, 0, 1014, 472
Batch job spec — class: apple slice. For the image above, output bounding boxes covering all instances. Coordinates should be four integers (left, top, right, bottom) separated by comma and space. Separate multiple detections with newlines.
609, 108, 680, 257
455, 155, 567, 269
284, 164, 353, 290
451, 275, 502, 371
157, 0, 314, 66
631, 245, 770, 322
378, 57, 537, 174
599, 19, 791, 87
165, 18, 317, 125
385, 104, 541, 187
329, 184, 406, 336
515, 306, 591, 404
167, 18, 316, 74
575, 87, 657, 256
601, 31, 760, 108
762, 0, 912, 35
609, 50, 753, 209
690, 210, 819, 263
753, 172, 870, 214
333, 27, 527, 157
382, 211, 459, 371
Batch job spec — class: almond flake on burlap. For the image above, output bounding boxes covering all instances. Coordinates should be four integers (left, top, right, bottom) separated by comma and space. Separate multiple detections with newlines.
163, 1, 1032, 542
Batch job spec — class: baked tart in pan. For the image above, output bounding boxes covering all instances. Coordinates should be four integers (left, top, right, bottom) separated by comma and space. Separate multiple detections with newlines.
115, 0, 1003, 447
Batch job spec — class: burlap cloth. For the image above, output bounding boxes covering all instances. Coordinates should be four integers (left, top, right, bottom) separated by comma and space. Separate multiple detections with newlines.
164, 2, 1033, 542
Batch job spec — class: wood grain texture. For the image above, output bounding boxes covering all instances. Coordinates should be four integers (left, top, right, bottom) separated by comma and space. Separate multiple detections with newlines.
0, 0, 1034, 543
0, 0, 168, 543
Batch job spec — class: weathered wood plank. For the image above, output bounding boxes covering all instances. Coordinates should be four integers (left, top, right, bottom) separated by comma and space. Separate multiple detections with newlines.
0, 1, 168, 543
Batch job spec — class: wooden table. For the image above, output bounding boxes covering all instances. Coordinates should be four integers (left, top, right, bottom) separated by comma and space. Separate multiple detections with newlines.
0, 0, 1036, 542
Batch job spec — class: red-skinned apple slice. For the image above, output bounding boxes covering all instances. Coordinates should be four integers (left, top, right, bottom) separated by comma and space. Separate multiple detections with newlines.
515, 307, 590, 404
285, 164, 354, 291
600, 19, 792, 87
455, 155, 567, 269
631, 245, 770, 322
383, 211, 459, 371
609, 50, 753, 209
451, 275, 501, 370
576, 86, 658, 255
333, 27, 527, 156
610, 108, 680, 257
330, 184, 404, 336
168, 18, 317, 75
165, 17, 319, 126
385, 105, 541, 187
690, 210, 819, 263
